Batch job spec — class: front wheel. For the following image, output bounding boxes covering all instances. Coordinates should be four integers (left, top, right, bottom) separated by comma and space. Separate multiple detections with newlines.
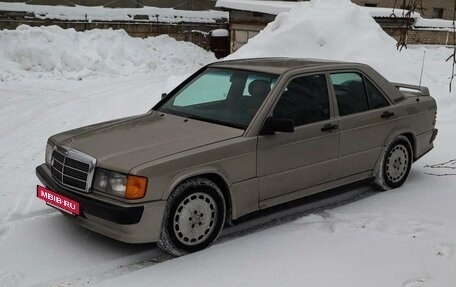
157, 177, 226, 256
374, 136, 413, 191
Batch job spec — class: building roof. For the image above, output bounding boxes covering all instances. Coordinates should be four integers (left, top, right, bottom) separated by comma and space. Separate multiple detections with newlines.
215, 0, 454, 30
216, 0, 299, 15
215, 0, 415, 17
0, 2, 228, 23
209, 57, 348, 74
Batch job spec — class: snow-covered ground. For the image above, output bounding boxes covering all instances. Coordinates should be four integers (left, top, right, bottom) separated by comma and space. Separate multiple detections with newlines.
1, 0, 455, 286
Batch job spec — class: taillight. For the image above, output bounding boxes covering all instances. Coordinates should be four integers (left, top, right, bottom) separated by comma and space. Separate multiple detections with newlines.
433, 112, 437, 126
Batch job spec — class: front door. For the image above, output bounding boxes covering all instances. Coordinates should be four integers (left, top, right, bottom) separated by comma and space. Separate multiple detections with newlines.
257, 73, 340, 201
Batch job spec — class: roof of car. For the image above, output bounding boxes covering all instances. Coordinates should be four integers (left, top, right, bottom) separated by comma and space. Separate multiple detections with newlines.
209, 57, 352, 74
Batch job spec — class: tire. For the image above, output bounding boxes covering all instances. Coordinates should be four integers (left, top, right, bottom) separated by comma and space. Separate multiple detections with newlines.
157, 177, 226, 256
374, 135, 413, 191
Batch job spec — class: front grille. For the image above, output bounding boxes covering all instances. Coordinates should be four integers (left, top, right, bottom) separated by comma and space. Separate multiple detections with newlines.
50, 146, 96, 193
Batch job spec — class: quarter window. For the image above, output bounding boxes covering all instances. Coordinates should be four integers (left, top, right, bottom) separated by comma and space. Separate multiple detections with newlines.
365, 78, 389, 109
273, 74, 330, 126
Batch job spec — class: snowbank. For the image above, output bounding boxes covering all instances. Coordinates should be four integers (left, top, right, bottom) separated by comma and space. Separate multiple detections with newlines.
228, 0, 423, 84
0, 25, 216, 81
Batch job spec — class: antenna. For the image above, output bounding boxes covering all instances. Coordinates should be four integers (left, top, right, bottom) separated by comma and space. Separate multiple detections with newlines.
418, 51, 426, 88
417, 51, 426, 102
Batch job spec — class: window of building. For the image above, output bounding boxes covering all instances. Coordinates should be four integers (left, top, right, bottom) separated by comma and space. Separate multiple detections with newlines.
432, 8, 444, 19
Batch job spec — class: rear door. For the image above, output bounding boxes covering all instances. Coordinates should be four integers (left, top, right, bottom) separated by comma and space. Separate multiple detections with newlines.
257, 73, 340, 201
329, 71, 398, 178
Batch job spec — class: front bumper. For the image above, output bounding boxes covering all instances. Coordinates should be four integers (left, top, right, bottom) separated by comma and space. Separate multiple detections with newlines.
36, 164, 166, 243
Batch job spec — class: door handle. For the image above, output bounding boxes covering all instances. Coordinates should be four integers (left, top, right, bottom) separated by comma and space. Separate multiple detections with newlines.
381, 111, 395, 119
321, 123, 339, 132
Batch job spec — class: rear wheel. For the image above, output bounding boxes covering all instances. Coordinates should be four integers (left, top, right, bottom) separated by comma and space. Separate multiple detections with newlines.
157, 177, 226, 256
374, 135, 412, 190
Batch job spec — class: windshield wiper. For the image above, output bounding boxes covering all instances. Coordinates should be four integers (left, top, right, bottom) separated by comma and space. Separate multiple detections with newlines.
157, 108, 245, 130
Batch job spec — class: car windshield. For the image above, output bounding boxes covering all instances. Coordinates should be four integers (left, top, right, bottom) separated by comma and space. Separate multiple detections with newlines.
155, 68, 278, 129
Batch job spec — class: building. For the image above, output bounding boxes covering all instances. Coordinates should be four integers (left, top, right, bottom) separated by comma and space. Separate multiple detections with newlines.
0, 2, 230, 57
0, 0, 218, 11
216, 0, 455, 52
352, 0, 453, 20
1, 0, 451, 19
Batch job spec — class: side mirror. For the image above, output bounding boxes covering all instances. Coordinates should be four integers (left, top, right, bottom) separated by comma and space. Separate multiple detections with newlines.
260, 117, 294, 135
161, 93, 168, 99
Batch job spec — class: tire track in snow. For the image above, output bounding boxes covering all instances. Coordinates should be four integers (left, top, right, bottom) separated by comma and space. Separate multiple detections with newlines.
402, 278, 429, 287
50, 183, 375, 287
46, 253, 173, 287
0, 270, 23, 287
5, 209, 57, 224
292, 208, 456, 263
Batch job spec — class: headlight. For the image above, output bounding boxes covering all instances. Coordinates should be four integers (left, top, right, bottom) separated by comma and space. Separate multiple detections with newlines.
45, 143, 54, 165
92, 168, 147, 199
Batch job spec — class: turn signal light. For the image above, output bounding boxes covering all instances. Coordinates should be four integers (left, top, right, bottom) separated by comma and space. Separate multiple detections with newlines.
125, 175, 148, 199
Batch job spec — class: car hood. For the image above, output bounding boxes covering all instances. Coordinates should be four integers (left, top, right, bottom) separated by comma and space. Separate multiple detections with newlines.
50, 112, 244, 173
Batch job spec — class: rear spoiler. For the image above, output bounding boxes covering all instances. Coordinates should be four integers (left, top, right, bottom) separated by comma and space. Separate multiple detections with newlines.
391, 82, 430, 97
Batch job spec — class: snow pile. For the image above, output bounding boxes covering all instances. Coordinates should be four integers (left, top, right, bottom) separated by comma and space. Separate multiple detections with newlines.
228, 0, 422, 83
0, 25, 216, 81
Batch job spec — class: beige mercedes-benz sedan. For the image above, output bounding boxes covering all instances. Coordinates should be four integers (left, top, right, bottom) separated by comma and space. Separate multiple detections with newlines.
36, 58, 438, 255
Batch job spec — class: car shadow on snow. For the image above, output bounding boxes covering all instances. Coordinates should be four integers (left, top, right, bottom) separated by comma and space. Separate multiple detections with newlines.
221, 179, 376, 241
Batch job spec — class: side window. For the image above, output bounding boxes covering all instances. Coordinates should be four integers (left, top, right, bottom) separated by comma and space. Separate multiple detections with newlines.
174, 70, 231, 106
330, 73, 369, 116
273, 74, 330, 127
365, 78, 389, 109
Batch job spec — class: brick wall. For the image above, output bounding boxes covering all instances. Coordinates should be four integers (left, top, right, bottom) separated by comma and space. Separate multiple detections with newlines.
384, 27, 456, 45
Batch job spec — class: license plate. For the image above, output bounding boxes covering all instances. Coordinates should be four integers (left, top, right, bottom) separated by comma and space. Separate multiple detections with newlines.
37, 185, 80, 215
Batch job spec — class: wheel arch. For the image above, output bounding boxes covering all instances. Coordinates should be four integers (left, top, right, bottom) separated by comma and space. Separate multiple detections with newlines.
402, 132, 416, 159
163, 169, 233, 221
373, 129, 416, 176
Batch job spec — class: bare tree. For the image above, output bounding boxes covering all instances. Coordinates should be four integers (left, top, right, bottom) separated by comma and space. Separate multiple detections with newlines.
445, 0, 456, 92
390, 0, 424, 51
